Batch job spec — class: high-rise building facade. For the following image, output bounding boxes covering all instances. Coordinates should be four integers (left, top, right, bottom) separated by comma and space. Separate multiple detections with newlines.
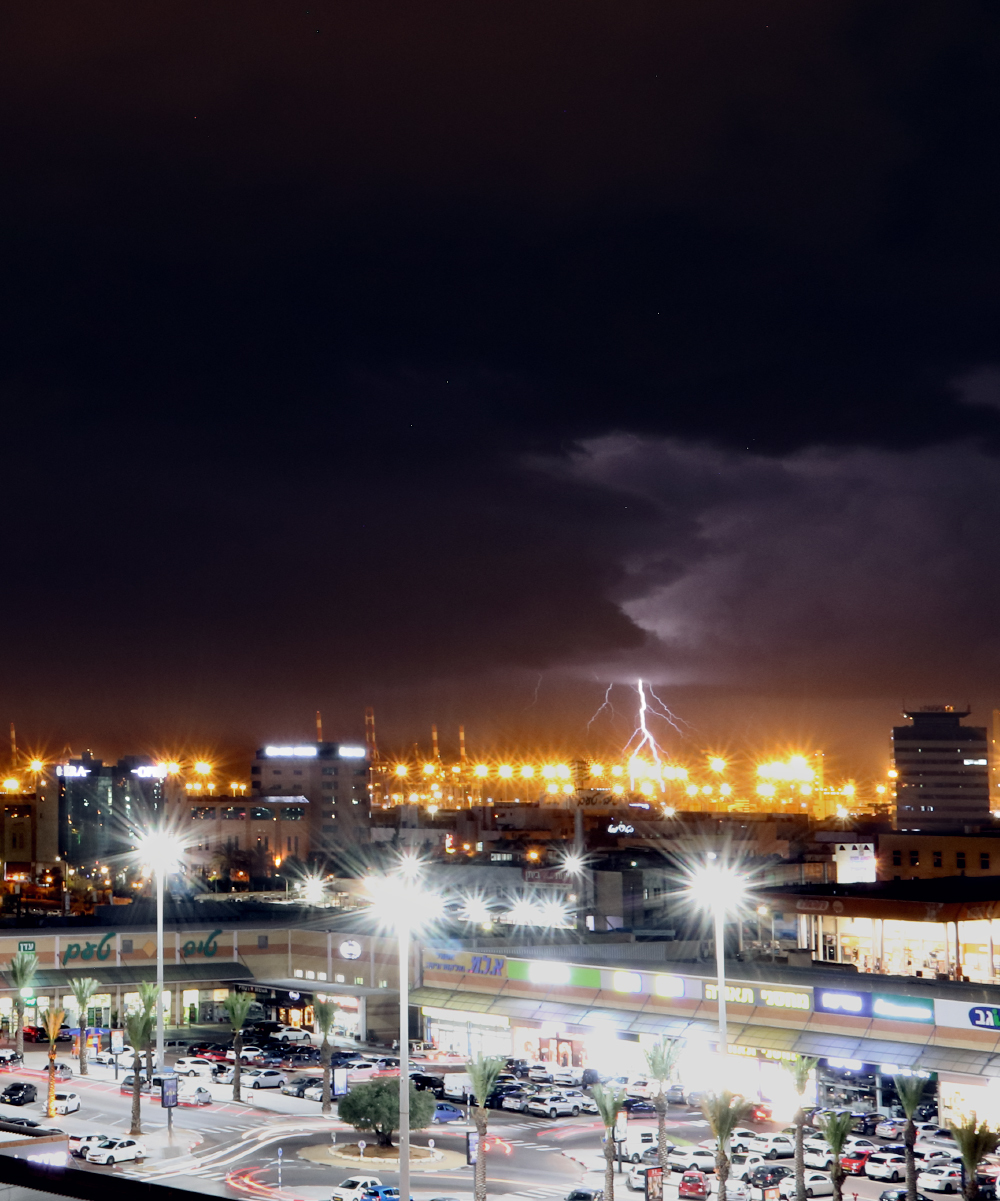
57, 751, 168, 864
893, 707, 990, 831
250, 740, 371, 862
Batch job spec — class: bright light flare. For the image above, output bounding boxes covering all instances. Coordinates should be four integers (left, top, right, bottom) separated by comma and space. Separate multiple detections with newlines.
364, 869, 443, 931
2, 778, 18, 792
394, 764, 408, 777
498, 764, 513, 778
136, 828, 186, 872
422, 763, 436, 776
300, 876, 326, 905
758, 757, 814, 783
688, 862, 747, 914
709, 757, 727, 773
473, 765, 488, 778
194, 761, 212, 776
459, 894, 493, 924
29, 759, 43, 772
560, 851, 587, 876
520, 765, 535, 778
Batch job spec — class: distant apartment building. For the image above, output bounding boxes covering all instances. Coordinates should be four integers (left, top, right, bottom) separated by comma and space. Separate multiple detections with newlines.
893, 707, 990, 831
878, 831, 1000, 879
57, 751, 170, 864
250, 740, 372, 862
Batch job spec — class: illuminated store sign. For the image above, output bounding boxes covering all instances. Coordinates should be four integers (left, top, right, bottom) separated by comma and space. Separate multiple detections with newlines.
613, 971, 643, 993
705, 982, 755, 1005
264, 745, 318, 757
872, 995, 933, 1023
759, 988, 810, 1011
131, 765, 168, 779
654, 975, 686, 998
339, 746, 366, 758
528, 961, 571, 986
56, 765, 89, 778
816, 989, 866, 1015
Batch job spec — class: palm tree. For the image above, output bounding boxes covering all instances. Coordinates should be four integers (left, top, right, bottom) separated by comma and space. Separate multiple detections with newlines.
701, 1091, 754, 1194
783, 1055, 819, 1201
7, 951, 37, 1058
592, 1082, 628, 1201
644, 1036, 682, 1169
69, 978, 100, 1077
817, 1111, 855, 1201
124, 1009, 152, 1135
40, 1008, 65, 1118
223, 992, 255, 1102
466, 1055, 506, 1201
313, 1000, 337, 1113
948, 1115, 1000, 1201
894, 1073, 929, 1201
138, 981, 159, 1080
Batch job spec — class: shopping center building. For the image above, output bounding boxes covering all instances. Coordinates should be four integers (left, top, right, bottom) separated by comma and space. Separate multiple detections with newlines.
0, 913, 402, 1044
414, 941, 1000, 1126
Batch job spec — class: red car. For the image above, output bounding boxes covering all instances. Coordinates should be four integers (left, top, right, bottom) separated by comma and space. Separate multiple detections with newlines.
749, 1103, 773, 1122
840, 1150, 873, 1176
679, 1172, 709, 1199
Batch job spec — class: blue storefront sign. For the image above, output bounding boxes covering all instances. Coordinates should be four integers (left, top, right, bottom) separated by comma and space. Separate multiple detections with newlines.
815, 989, 934, 1023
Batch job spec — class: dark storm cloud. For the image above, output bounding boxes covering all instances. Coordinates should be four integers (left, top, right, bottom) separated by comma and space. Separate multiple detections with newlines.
0, 1, 998, 750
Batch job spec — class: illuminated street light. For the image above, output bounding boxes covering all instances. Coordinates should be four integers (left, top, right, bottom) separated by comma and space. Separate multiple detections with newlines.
136, 828, 185, 1071
498, 764, 513, 778
590, 763, 604, 777
709, 757, 727, 773
2, 779, 18, 793
561, 783, 574, 795
194, 761, 212, 776
555, 765, 570, 779
685, 784, 698, 797
611, 784, 624, 796
363, 859, 443, 1201
688, 861, 747, 1056
520, 765, 534, 779
757, 782, 776, 798
610, 765, 623, 777
422, 763, 436, 776
395, 764, 408, 777
473, 765, 488, 778
720, 783, 732, 796
29, 759, 43, 773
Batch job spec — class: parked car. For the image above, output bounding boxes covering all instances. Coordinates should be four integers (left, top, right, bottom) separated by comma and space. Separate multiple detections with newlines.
877, 1120, 907, 1140
916, 1105, 939, 1123
53, 1091, 81, 1115
564, 1191, 603, 1201
666, 1084, 687, 1105
225, 1045, 266, 1063
331, 1177, 384, 1201
626, 1078, 654, 1098
641, 1143, 677, 1165
272, 1027, 312, 1045
560, 1088, 598, 1114
880, 1191, 929, 1201
282, 1076, 317, 1098
176, 1057, 216, 1078
918, 1166, 965, 1194
668, 1148, 718, 1174
70, 1133, 112, 1159
0, 1050, 22, 1067
616, 1129, 660, 1163
502, 1088, 531, 1113
242, 1068, 286, 1090
178, 1084, 212, 1105
0, 1083, 36, 1106
527, 1092, 580, 1119
281, 1050, 322, 1070
730, 1154, 769, 1182
701, 1131, 758, 1155
411, 1072, 445, 1097
679, 1172, 709, 1200
748, 1133, 795, 1160
866, 1153, 910, 1183
86, 1138, 147, 1165
621, 1097, 658, 1116
52, 1063, 73, 1081
120, 1074, 151, 1095
92, 1048, 137, 1066
627, 1166, 656, 1192
748, 1166, 793, 1190
552, 1067, 584, 1087
506, 1058, 530, 1078
528, 1064, 554, 1084
432, 1102, 464, 1123
778, 1173, 833, 1198
841, 1150, 874, 1176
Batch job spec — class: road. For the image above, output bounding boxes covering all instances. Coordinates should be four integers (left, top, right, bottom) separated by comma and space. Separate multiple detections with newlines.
0, 1055, 924, 1201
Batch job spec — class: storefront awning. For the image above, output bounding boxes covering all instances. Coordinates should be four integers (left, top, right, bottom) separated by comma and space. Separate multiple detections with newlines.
0, 962, 254, 990
410, 986, 1000, 1080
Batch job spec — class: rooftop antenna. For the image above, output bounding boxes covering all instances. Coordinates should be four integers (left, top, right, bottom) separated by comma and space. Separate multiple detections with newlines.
316, 710, 323, 743
431, 724, 440, 761
9, 723, 16, 770
458, 725, 467, 765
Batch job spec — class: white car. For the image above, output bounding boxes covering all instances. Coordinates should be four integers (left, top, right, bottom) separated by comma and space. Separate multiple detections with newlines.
225, 1045, 265, 1063
175, 1057, 215, 1078
918, 1166, 965, 1193
628, 1166, 657, 1192
616, 1130, 661, 1163
274, 1028, 312, 1045
92, 1047, 137, 1066
70, 1133, 110, 1159
748, 1133, 795, 1160
52, 1091, 80, 1115
876, 1120, 907, 1140
242, 1068, 286, 1090
178, 1083, 212, 1105
502, 1092, 528, 1112
331, 1177, 384, 1201
86, 1138, 147, 1165
526, 1091, 580, 1118
626, 1078, 654, 1098
560, 1088, 598, 1114
730, 1153, 769, 1181
865, 1153, 909, 1182
552, 1067, 584, 1087
528, 1064, 555, 1084
778, 1172, 833, 1198
701, 1131, 759, 1155
668, 1148, 718, 1173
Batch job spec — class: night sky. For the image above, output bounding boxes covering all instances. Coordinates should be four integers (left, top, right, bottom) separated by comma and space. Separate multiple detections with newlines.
3, 2, 1000, 775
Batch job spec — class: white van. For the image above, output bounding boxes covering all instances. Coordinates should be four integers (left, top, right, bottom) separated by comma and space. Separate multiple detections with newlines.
442, 1072, 474, 1102
606, 1128, 664, 1164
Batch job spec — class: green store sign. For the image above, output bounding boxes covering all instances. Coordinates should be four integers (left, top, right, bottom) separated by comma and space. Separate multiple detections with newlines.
61, 929, 222, 966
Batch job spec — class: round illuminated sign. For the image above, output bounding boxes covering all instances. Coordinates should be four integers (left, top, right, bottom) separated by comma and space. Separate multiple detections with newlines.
340, 939, 363, 960
288, 991, 300, 1001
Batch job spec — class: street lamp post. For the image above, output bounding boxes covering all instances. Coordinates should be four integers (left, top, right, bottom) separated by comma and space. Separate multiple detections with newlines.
137, 829, 185, 1071
689, 859, 747, 1063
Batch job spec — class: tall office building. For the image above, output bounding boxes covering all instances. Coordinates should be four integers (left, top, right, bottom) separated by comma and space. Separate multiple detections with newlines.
893, 707, 991, 831
57, 751, 168, 864
250, 740, 372, 862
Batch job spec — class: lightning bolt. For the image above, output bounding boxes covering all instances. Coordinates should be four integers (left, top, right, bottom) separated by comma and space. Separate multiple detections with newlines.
646, 683, 690, 736
587, 682, 616, 730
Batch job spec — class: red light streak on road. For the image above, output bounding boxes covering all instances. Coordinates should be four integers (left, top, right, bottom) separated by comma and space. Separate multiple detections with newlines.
482, 1136, 513, 1155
